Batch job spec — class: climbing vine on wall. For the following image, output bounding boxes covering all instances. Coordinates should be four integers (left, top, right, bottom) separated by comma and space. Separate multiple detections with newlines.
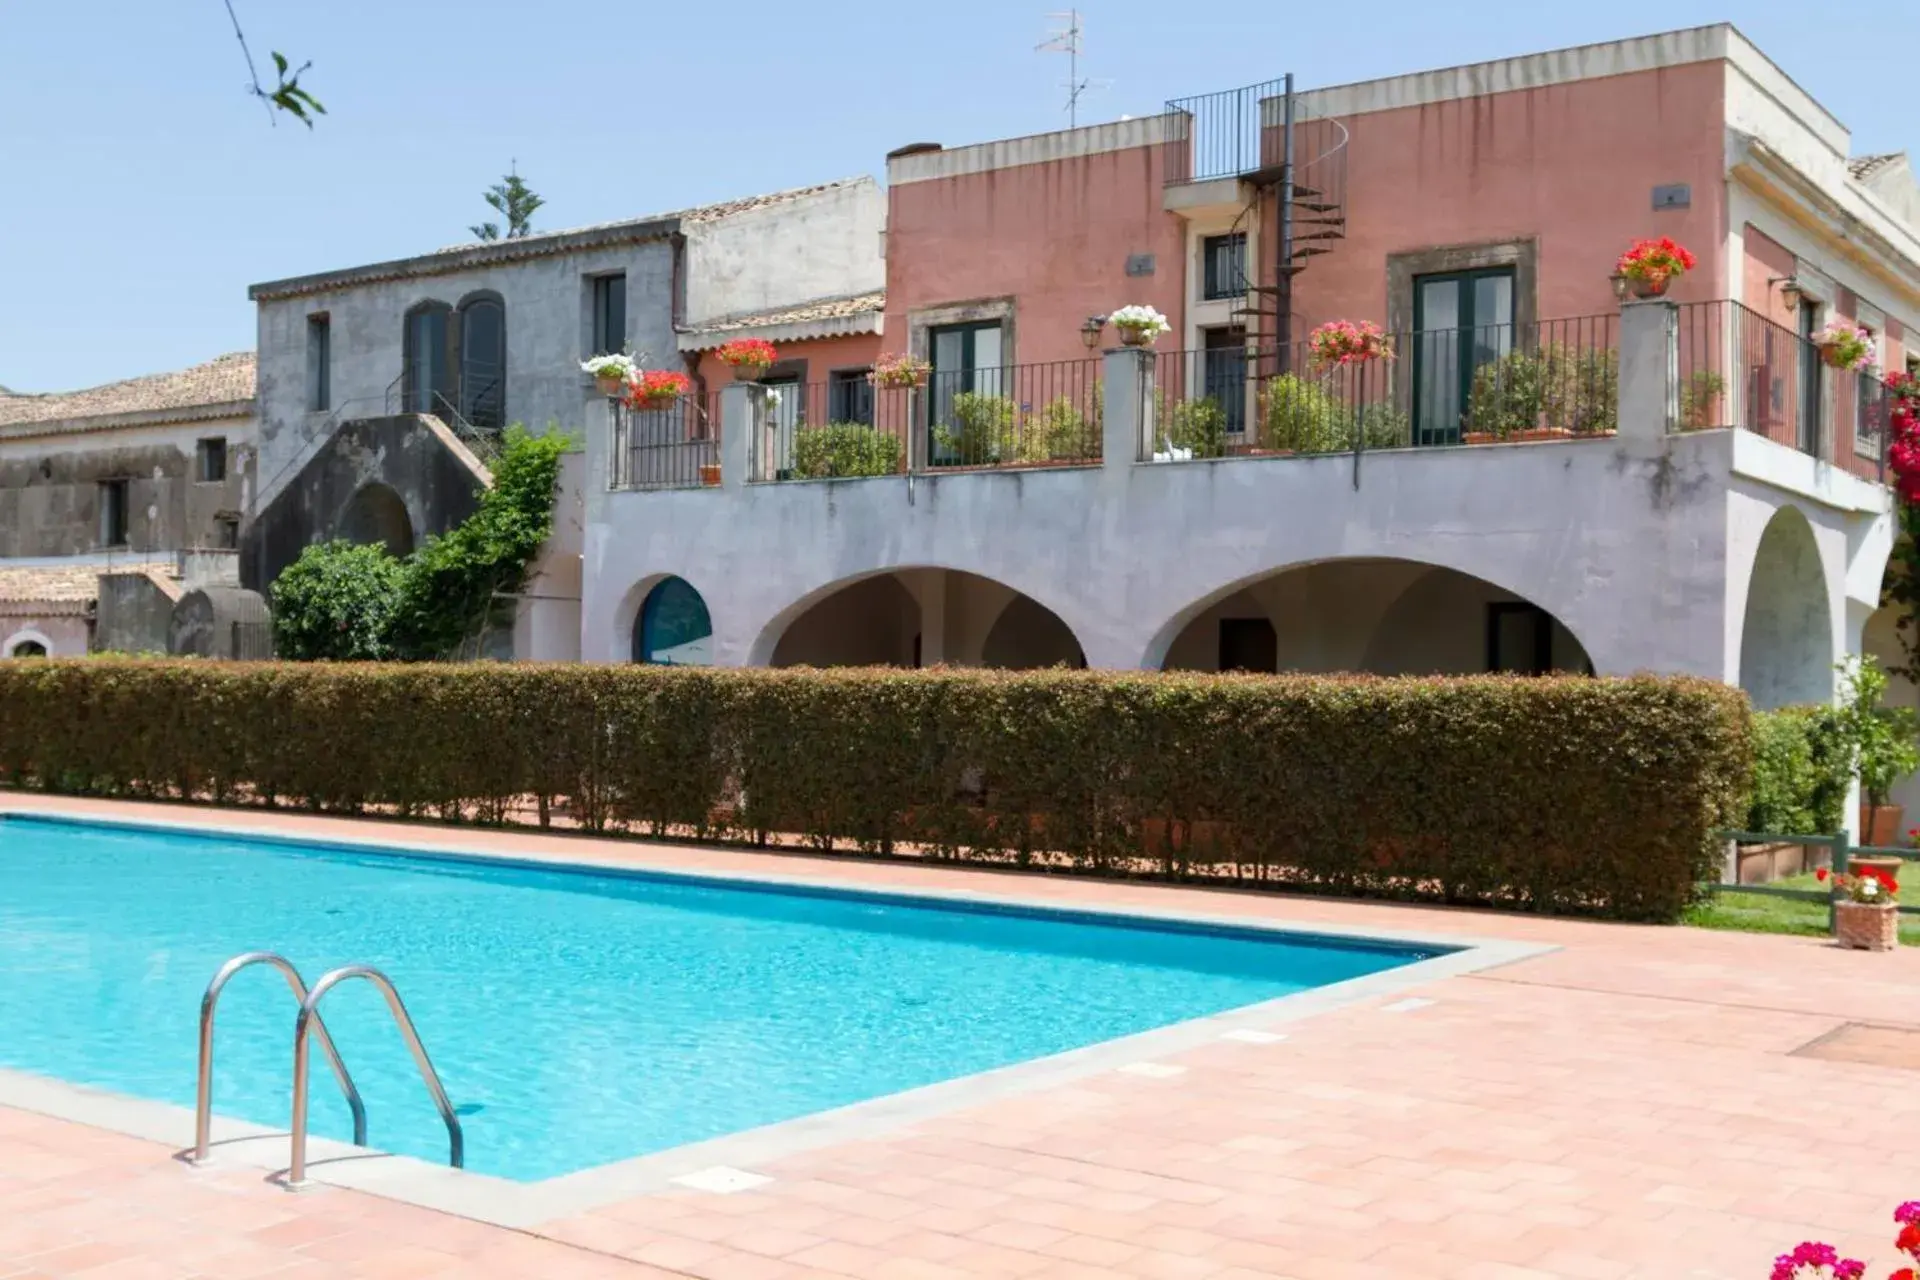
270, 426, 571, 661
1882, 375, 1920, 684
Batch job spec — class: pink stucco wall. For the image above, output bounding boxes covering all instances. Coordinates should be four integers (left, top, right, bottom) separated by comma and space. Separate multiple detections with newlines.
884, 142, 1187, 368
691, 332, 882, 395
1282, 60, 1728, 333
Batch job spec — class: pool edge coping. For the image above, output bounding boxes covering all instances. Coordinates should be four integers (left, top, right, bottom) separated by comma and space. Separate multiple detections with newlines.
0, 804, 1558, 1230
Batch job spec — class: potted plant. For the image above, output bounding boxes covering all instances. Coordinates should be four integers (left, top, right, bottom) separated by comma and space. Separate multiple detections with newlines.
716, 338, 778, 383
698, 462, 722, 486
1108, 305, 1172, 348
624, 369, 690, 411
1769, 1203, 1920, 1279
1817, 864, 1901, 950
869, 352, 931, 390
1614, 237, 1696, 298
1308, 319, 1393, 368
580, 353, 637, 397
1833, 657, 1919, 847
1812, 320, 1879, 374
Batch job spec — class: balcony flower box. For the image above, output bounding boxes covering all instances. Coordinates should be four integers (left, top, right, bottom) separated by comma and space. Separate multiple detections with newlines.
717, 338, 778, 383
581, 353, 638, 397
699, 463, 722, 487
624, 369, 690, 411
870, 353, 931, 389
1835, 901, 1899, 951
1615, 237, 1696, 298
1813, 321, 1878, 373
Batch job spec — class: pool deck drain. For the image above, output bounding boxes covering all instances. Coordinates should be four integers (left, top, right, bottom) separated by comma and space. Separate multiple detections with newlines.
9, 794, 1920, 1280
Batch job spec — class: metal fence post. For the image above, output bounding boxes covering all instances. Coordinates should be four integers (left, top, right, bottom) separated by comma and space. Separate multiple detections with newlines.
1828, 829, 1849, 933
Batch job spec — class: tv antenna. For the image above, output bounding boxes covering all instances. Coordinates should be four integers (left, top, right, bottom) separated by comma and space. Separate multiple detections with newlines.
1036, 10, 1108, 128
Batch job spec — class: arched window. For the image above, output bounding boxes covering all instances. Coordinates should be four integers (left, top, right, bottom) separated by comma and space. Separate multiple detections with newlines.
4, 636, 48, 658
634, 577, 712, 665
402, 301, 453, 416
457, 292, 506, 431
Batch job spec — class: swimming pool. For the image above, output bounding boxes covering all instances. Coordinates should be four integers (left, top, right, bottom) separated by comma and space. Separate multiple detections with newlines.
0, 812, 1445, 1183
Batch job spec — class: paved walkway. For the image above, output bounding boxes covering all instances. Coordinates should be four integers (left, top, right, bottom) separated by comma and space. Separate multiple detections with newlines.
5, 794, 1920, 1280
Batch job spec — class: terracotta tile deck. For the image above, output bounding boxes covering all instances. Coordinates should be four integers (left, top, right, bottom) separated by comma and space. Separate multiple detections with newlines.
6, 793, 1920, 1279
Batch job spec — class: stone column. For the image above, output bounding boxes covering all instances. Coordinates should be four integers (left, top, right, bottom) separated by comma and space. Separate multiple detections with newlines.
1102, 347, 1154, 474
1617, 298, 1678, 454
719, 384, 755, 492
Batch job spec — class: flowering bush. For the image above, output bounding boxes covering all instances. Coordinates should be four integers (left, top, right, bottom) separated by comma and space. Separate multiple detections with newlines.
1615, 236, 1697, 287
1817, 863, 1900, 904
1813, 321, 1879, 373
716, 338, 777, 369
623, 369, 689, 409
1108, 305, 1172, 343
1771, 1200, 1919, 1280
868, 352, 931, 389
1309, 320, 1393, 368
1888, 374, 1920, 504
581, 353, 638, 384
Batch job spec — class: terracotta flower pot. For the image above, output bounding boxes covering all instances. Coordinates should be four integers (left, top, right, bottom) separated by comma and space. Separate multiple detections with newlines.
698, 464, 722, 487
1859, 805, 1905, 849
630, 393, 677, 412
1117, 327, 1156, 348
1628, 273, 1671, 299
1835, 900, 1899, 951
1462, 431, 1499, 445
731, 364, 768, 384
594, 374, 625, 397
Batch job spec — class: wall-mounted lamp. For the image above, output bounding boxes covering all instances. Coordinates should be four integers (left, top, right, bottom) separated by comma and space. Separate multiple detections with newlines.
1081, 315, 1108, 349
1609, 272, 1630, 302
1768, 275, 1806, 309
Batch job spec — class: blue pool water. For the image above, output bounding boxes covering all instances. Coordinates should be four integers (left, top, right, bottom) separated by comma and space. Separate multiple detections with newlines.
0, 814, 1437, 1181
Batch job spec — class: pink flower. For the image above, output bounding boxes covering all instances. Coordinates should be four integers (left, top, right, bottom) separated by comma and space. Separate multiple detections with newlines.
1897, 1202, 1920, 1226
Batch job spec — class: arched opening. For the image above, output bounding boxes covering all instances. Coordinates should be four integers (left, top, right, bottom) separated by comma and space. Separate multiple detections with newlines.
4, 635, 48, 658
634, 575, 713, 665
1739, 506, 1834, 710
339, 483, 415, 557
1159, 558, 1591, 675
456, 292, 506, 431
402, 300, 454, 416
766, 569, 1086, 669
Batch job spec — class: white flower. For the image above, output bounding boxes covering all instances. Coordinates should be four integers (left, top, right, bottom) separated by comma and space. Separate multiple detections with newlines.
1861, 878, 1881, 898
1108, 305, 1171, 338
581, 353, 637, 379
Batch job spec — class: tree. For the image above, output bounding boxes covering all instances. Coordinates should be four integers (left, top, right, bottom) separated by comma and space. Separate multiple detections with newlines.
221, 0, 325, 127
471, 170, 544, 242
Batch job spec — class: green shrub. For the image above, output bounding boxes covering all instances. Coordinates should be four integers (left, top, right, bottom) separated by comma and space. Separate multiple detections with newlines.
0, 662, 1750, 922
792, 423, 901, 479
933, 392, 1017, 464
1022, 395, 1100, 462
1466, 345, 1618, 438
1678, 370, 1728, 430
1261, 374, 1350, 453
1746, 707, 1846, 834
1161, 397, 1229, 458
269, 541, 407, 661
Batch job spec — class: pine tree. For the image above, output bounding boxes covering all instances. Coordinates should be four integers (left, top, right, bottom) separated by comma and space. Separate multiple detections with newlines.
471, 168, 544, 242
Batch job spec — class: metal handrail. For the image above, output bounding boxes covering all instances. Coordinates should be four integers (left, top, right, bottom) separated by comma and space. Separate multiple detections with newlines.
192, 952, 367, 1163
288, 964, 462, 1188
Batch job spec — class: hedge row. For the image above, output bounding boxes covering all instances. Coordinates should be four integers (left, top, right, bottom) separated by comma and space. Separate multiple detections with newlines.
0, 661, 1751, 922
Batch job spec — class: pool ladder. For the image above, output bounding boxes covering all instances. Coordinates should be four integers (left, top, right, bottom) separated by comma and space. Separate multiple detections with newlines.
192, 952, 463, 1189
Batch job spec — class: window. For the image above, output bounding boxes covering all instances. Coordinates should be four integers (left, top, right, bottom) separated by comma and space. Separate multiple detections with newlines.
828, 368, 874, 425
592, 273, 627, 356
1412, 267, 1515, 444
1487, 603, 1552, 675
457, 293, 507, 431
402, 301, 453, 415
99, 479, 129, 547
634, 576, 712, 665
1202, 233, 1247, 301
928, 321, 1005, 463
1201, 327, 1249, 436
196, 437, 228, 483
307, 314, 331, 411
214, 515, 240, 549
1218, 617, 1277, 673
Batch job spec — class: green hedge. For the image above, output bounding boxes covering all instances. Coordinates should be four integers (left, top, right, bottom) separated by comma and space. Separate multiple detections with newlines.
1746, 706, 1847, 835
0, 661, 1751, 922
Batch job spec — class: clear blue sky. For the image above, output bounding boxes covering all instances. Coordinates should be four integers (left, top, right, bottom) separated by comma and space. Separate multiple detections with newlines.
1, 1, 1908, 393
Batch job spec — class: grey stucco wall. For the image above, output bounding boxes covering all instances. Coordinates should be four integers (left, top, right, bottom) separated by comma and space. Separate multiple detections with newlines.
582, 393, 1742, 676
253, 240, 678, 510
0, 417, 250, 557
94, 572, 176, 654
684, 180, 884, 324
240, 415, 487, 593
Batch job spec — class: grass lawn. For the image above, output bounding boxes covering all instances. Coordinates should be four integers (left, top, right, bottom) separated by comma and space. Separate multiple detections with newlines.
1686, 864, 1920, 944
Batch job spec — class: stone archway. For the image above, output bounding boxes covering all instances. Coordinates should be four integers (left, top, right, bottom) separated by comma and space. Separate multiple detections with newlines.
632, 575, 713, 665
339, 483, 416, 557
1156, 557, 1592, 675
1738, 506, 1834, 710
762, 568, 1088, 670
